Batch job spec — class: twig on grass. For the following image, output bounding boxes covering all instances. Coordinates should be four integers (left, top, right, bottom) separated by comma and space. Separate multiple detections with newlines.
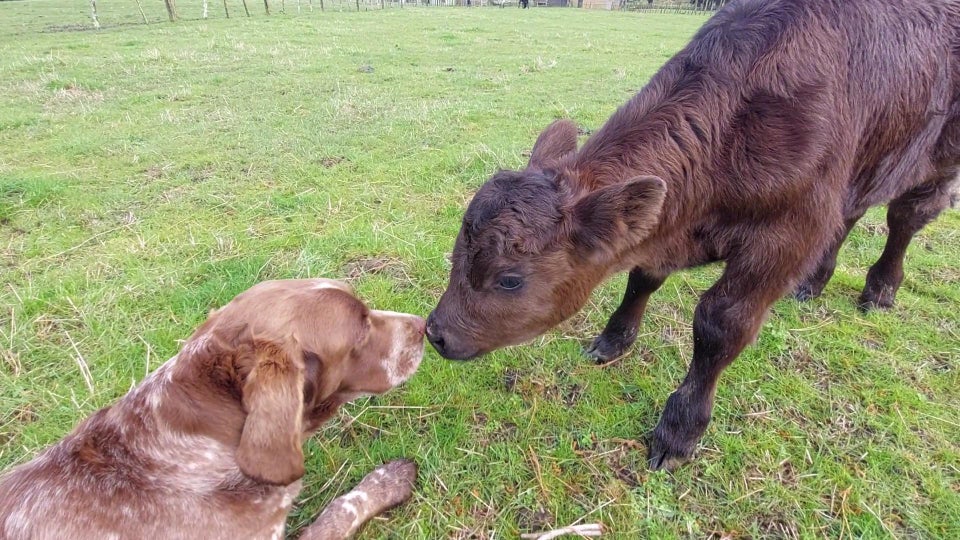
138, 335, 152, 378
917, 410, 960, 429
30, 223, 131, 267
65, 330, 94, 395
298, 460, 351, 505
520, 523, 604, 540
861, 501, 896, 539
527, 446, 549, 499
593, 352, 627, 368
607, 437, 646, 452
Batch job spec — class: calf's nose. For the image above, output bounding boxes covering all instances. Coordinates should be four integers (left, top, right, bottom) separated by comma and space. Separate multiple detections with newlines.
425, 312, 446, 355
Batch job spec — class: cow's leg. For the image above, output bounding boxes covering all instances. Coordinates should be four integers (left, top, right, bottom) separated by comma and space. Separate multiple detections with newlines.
648, 254, 806, 471
794, 213, 865, 301
585, 268, 665, 363
860, 175, 956, 310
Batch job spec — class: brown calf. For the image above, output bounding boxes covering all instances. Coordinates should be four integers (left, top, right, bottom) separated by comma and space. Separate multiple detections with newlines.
427, 0, 960, 470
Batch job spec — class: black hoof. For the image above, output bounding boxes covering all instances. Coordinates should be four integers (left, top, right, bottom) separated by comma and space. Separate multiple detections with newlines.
647, 427, 696, 471
858, 286, 896, 312
793, 282, 823, 302
584, 329, 636, 364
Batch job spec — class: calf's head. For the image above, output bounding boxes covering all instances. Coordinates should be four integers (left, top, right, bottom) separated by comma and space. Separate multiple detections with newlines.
427, 120, 666, 360
179, 279, 426, 485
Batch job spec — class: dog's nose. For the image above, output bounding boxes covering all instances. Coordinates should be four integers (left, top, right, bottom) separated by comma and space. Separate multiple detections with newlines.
425, 313, 446, 355
412, 316, 427, 338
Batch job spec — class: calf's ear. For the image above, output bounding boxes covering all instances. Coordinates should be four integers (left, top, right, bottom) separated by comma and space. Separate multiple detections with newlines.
568, 175, 666, 263
527, 119, 578, 171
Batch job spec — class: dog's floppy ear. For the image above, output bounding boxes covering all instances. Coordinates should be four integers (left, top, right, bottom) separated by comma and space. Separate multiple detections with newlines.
236, 340, 305, 485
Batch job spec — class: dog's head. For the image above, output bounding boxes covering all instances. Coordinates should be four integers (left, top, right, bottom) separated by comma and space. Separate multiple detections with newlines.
176, 279, 425, 485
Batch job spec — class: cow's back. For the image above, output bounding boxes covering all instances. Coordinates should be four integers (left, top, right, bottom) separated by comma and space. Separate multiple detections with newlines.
833, 0, 960, 209
693, 0, 960, 214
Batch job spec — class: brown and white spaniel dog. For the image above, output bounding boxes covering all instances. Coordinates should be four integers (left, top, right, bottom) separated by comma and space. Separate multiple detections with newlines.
0, 279, 425, 540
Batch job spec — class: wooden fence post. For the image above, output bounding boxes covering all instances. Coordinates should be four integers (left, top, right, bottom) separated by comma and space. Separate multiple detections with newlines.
134, 0, 148, 22
163, 0, 179, 21
90, 0, 100, 28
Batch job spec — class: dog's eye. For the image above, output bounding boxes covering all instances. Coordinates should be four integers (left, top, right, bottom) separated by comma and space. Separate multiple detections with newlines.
497, 276, 523, 291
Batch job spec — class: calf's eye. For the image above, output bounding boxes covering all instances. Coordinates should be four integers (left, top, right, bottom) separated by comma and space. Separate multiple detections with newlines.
497, 276, 523, 291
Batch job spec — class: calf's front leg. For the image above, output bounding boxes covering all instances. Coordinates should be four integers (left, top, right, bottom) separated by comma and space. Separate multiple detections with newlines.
648, 261, 795, 471
585, 268, 665, 363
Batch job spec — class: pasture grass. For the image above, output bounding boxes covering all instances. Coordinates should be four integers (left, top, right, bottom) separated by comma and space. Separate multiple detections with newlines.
1, 1, 958, 537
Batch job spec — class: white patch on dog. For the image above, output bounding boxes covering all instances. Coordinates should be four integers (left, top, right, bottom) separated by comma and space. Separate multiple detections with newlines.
180, 333, 210, 359
5, 507, 30, 537
163, 358, 177, 383
375, 311, 425, 387
341, 501, 358, 517
147, 385, 164, 409
384, 338, 405, 387
342, 490, 369, 504
311, 280, 351, 293
374, 310, 414, 318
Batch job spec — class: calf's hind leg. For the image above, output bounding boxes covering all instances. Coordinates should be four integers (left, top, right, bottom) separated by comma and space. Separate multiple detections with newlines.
585, 268, 665, 363
860, 173, 957, 310
794, 213, 865, 301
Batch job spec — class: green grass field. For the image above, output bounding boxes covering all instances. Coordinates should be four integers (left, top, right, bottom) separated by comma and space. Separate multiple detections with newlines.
1, 1, 958, 538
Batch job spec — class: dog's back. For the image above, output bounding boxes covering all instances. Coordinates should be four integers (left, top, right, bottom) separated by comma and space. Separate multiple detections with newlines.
0, 362, 296, 540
